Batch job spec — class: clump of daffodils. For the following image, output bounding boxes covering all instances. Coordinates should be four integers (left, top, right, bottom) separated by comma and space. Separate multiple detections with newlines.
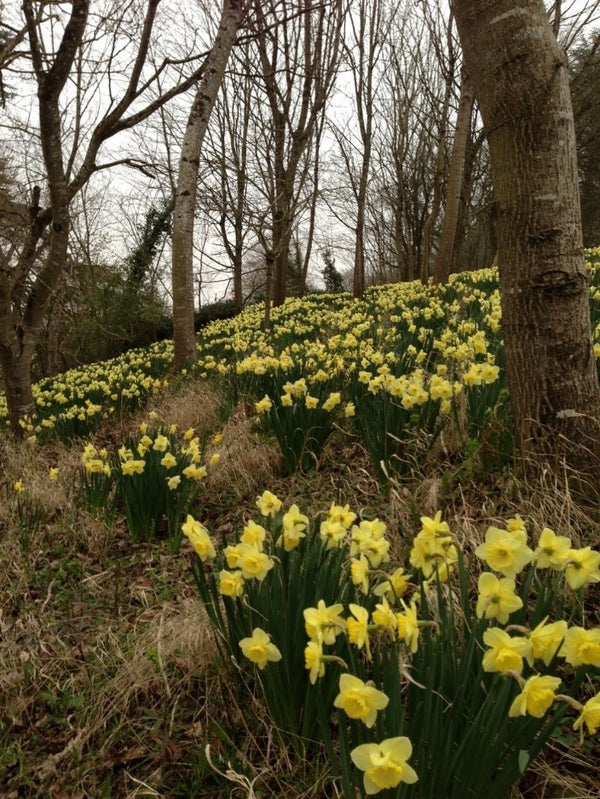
186, 494, 600, 797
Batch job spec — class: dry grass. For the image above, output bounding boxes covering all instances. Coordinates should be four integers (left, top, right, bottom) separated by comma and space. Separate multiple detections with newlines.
1, 384, 598, 798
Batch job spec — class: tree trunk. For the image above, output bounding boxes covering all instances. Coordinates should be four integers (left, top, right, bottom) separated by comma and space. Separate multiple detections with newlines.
433, 69, 473, 284
453, 0, 600, 486
172, 0, 244, 369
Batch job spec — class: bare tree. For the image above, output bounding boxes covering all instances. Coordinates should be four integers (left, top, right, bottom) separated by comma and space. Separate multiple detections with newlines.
0, 0, 212, 433
171, 0, 246, 369
251, 0, 346, 308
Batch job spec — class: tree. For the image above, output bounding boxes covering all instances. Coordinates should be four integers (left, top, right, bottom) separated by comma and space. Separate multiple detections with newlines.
452, 0, 600, 486
171, 0, 246, 369
0, 0, 214, 434
321, 246, 344, 293
252, 0, 345, 308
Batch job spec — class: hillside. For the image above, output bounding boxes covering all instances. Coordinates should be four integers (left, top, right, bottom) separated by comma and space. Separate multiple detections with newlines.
1, 264, 599, 798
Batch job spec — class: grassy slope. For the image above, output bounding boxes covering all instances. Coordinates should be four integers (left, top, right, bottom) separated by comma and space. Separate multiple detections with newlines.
1, 370, 599, 798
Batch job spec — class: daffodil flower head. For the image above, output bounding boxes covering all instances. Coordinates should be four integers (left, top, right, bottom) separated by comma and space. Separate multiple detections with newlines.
475, 525, 533, 578
533, 527, 571, 569
563, 547, 600, 590
241, 519, 267, 550
304, 637, 325, 684
351, 737, 418, 794
236, 543, 275, 581
239, 628, 282, 669
475, 572, 523, 624
256, 490, 282, 518
334, 673, 389, 728
573, 693, 600, 741
530, 618, 567, 666
218, 569, 245, 598
482, 627, 532, 674
373, 567, 409, 603
396, 599, 420, 654
351, 555, 370, 594
372, 595, 397, 634
561, 626, 600, 667
304, 600, 346, 645
182, 515, 216, 561
347, 603, 372, 658
508, 674, 561, 718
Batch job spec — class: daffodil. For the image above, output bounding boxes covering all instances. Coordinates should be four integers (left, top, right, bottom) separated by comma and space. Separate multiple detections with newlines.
482, 627, 532, 674
334, 674, 389, 728
351, 737, 418, 794
373, 567, 409, 603
561, 626, 600, 667
304, 637, 325, 684
533, 527, 571, 569
167, 475, 181, 490
396, 599, 420, 654
529, 618, 567, 666
281, 503, 309, 551
508, 674, 561, 718
573, 693, 600, 740
219, 569, 245, 597
304, 600, 346, 644
254, 395, 272, 414
347, 604, 372, 658
239, 628, 282, 669
236, 543, 275, 581
256, 489, 282, 517
563, 547, 600, 590
475, 572, 523, 624
372, 595, 397, 635
475, 525, 533, 578
182, 515, 216, 561
240, 520, 267, 550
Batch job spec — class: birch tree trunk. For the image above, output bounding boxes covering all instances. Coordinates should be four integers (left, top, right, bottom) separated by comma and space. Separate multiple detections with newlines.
453, 0, 600, 486
172, 0, 244, 369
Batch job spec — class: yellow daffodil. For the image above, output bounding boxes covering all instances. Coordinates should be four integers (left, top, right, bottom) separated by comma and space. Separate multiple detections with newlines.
304, 637, 325, 684
351, 737, 418, 794
218, 569, 245, 597
475, 572, 523, 624
396, 600, 420, 654
351, 555, 370, 594
236, 543, 275, 581
563, 547, 600, 590
573, 693, 600, 740
160, 452, 177, 469
319, 518, 347, 550
255, 395, 272, 414
347, 604, 372, 658
561, 626, 600, 667
334, 673, 389, 728
167, 475, 181, 490
239, 628, 281, 669
529, 618, 567, 666
304, 600, 346, 644
373, 567, 409, 603
482, 628, 532, 674
533, 527, 571, 569
475, 526, 533, 578
182, 515, 216, 561
240, 520, 267, 550
508, 674, 561, 718
256, 490, 282, 517
281, 503, 309, 551
372, 596, 397, 635
121, 459, 145, 475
